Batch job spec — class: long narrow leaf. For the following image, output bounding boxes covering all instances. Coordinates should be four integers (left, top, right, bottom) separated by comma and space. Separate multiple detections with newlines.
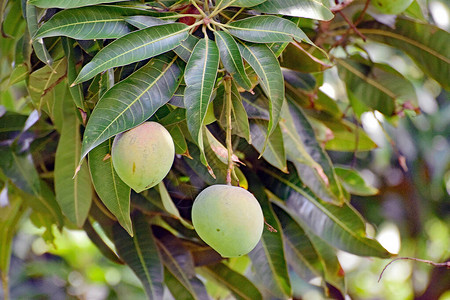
80, 54, 183, 161
214, 31, 251, 90
35, 6, 131, 40
253, 0, 334, 21
89, 140, 132, 235
226, 16, 308, 43
184, 38, 219, 165
113, 213, 164, 299
238, 42, 284, 145
29, 0, 128, 8
73, 23, 188, 84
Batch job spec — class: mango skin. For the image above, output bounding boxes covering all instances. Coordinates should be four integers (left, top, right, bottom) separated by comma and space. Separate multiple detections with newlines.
111, 122, 175, 193
191, 185, 264, 257
371, 0, 413, 14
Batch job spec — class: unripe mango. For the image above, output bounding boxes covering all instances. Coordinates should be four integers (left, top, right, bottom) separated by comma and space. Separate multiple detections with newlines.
191, 185, 264, 257
371, 0, 413, 15
111, 122, 175, 193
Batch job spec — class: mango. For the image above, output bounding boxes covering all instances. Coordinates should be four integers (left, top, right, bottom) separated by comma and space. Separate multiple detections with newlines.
371, 0, 413, 15
111, 122, 175, 193
191, 185, 264, 257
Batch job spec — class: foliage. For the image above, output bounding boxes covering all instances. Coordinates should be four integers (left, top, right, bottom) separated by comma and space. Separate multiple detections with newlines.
0, 0, 448, 299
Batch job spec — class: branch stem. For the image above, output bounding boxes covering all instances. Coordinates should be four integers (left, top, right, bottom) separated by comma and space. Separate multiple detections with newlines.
224, 76, 233, 185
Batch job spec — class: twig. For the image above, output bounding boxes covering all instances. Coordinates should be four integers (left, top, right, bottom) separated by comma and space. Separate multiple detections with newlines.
379, 257, 450, 282
224, 76, 233, 185
1, 272, 9, 300
338, 11, 366, 41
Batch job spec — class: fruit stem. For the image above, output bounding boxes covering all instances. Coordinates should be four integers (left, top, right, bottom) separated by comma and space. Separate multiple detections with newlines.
1, 272, 9, 300
224, 76, 233, 185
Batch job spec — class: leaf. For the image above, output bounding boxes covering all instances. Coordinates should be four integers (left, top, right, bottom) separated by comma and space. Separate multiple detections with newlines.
184, 38, 219, 165
0, 147, 41, 196
203, 263, 263, 300
226, 16, 309, 43
173, 34, 199, 62
247, 174, 292, 299
214, 31, 252, 90
34, 6, 131, 40
273, 202, 346, 294
335, 166, 379, 196
55, 100, 92, 227
252, 0, 334, 21
0, 194, 25, 274
283, 101, 345, 204
83, 220, 123, 264
73, 23, 189, 84
230, 0, 266, 7
125, 15, 172, 29
80, 54, 182, 161
336, 56, 417, 116
153, 226, 208, 300
320, 119, 378, 152
28, 58, 67, 110
89, 140, 133, 235
168, 125, 189, 155
164, 270, 208, 300
261, 165, 392, 258
113, 213, 164, 299
62, 38, 85, 110
280, 43, 331, 73
250, 120, 287, 172
157, 182, 193, 229
360, 18, 450, 89
8, 64, 29, 86
214, 81, 251, 142
29, 0, 128, 8
238, 42, 284, 142
26, 2, 52, 65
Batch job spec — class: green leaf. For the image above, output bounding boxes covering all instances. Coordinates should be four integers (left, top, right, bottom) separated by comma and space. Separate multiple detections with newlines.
238, 42, 284, 142
335, 166, 379, 196
55, 100, 92, 227
225, 16, 308, 43
250, 120, 287, 172
34, 6, 132, 40
214, 81, 251, 142
262, 165, 392, 258
157, 182, 193, 229
252, 0, 334, 21
113, 213, 164, 299
26, 2, 52, 65
173, 34, 199, 62
273, 203, 346, 294
0, 194, 25, 274
184, 38, 219, 165
167, 125, 189, 155
272, 203, 325, 281
28, 58, 67, 110
73, 23, 189, 84
153, 226, 208, 300
8, 64, 29, 86
283, 101, 345, 204
125, 15, 172, 29
280, 43, 331, 73
0, 147, 41, 196
230, 0, 267, 7
80, 54, 182, 162
62, 38, 85, 110
247, 175, 292, 299
29, 0, 128, 8
203, 263, 263, 300
89, 140, 133, 235
360, 18, 450, 89
336, 56, 417, 116
83, 220, 123, 264
214, 31, 252, 90
320, 119, 378, 152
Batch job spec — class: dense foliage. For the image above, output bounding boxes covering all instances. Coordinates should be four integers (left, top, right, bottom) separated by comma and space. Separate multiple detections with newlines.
0, 0, 448, 299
